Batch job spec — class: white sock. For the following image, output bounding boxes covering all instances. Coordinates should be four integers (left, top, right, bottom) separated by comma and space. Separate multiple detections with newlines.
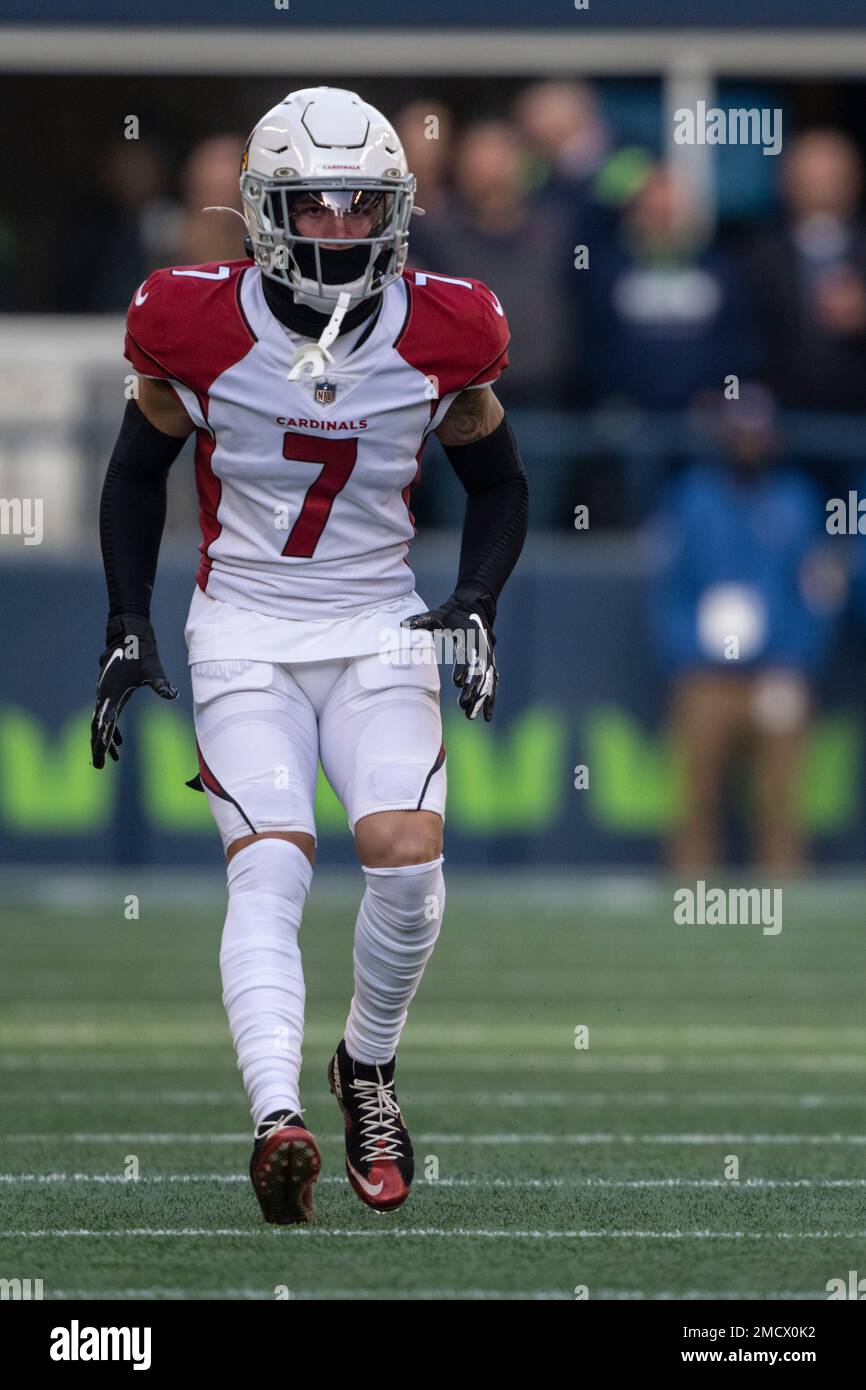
219, 838, 312, 1127
344, 857, 445, 1065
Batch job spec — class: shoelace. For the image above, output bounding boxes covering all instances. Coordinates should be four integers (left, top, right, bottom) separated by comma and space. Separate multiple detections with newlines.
254, 1110, 304, 1143
351, 1074, 405, 1162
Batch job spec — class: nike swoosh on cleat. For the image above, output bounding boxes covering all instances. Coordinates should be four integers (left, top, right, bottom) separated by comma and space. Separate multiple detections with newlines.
346, 1161, 384, 1198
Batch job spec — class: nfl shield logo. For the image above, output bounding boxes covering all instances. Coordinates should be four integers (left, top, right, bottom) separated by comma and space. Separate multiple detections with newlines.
314, 379, 337, 405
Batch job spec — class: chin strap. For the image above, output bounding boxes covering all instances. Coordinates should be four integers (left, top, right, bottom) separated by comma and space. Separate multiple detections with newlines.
287, 290, 352, 381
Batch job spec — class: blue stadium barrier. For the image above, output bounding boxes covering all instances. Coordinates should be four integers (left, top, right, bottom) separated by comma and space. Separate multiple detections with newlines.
2, 540, 864, 867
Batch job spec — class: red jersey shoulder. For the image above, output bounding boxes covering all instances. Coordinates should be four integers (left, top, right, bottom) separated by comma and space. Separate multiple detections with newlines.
124, 259, 256, 395
397, 268, 510, 395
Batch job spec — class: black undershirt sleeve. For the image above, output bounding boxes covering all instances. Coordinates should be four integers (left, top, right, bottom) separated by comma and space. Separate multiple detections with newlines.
441, 413, 529, 625
99, 398, 188, 622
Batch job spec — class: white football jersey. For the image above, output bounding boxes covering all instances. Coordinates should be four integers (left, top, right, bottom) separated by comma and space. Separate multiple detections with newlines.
124, 260, 510, 660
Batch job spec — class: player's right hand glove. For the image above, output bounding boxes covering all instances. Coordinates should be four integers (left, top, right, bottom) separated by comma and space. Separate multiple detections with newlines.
90, 613, 178, 769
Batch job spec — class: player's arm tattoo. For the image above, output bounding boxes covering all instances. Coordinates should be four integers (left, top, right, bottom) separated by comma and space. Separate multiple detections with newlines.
435, 386, 505, 447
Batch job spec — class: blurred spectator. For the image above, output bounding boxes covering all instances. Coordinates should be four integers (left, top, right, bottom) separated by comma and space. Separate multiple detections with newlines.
574, 163, 760, 520
513, 78, 651, 276
407, 118, 575, 406
173, 134, 247, 266
579, 163, 759, 412
70, 140, 179, 311
395, 100, 455, 269
748, 129, 866, 413
394, 100, 454, 216
649, 385, 844, 870
514, 79, 611, 197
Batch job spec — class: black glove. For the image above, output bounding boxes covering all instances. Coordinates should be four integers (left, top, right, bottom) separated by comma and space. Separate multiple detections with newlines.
403, 584, 499, 722
90, 613, 178, 768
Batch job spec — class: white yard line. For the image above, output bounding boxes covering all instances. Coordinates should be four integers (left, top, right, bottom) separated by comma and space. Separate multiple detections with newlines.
3, 1053, 866, 1073
3, 1089, 866, 1108
43, 1287, 568, 1300
4, 1130, 866, 1144
3, 1173, 866, 1190
2, 1227, 866, 1240
39, 1286, 829, 1301
419, 1132, 866, 1145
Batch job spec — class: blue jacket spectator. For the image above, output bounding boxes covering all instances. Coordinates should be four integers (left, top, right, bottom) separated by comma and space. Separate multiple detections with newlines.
578, 165, 760, 410
650, 410, 840, 676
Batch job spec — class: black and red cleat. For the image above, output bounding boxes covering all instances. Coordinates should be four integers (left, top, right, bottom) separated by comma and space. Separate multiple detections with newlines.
327, 1039, 414, 1212
249, 1110, 321, 1225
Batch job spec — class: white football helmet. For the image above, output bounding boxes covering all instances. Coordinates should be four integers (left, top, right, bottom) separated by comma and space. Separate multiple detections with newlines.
240, 86, 416, 310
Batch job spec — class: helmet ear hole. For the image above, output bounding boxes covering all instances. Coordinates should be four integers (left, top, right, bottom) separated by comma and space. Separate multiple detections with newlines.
243, 234, 253, 259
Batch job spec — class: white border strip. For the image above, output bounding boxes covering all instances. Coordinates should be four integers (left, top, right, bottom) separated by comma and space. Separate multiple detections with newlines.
2, 28, 866, 77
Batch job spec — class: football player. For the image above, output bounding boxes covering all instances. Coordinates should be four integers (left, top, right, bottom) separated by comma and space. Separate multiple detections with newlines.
91, 87, 528, 1223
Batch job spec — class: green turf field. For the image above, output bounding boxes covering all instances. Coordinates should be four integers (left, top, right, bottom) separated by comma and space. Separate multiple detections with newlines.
1, 871, 865, 1301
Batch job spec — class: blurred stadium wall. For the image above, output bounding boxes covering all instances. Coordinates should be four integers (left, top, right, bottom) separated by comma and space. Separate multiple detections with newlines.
2, 1, 866, 868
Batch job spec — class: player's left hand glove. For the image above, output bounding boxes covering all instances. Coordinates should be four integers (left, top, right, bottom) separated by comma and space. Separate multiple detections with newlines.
403, 585, 499, 722
90, 614, 178, 769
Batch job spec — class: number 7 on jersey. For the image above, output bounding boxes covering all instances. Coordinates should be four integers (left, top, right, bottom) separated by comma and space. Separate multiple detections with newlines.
281, 431, 359, 558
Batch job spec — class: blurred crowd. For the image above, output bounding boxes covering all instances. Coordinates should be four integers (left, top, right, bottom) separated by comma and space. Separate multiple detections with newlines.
38, 81, 866, 526
47, 82, 866, 415
50, 86, 866, 409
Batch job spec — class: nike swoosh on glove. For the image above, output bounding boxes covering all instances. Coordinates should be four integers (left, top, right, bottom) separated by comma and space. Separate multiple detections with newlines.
403, 588, 499, 722
91, 613, 178, 768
